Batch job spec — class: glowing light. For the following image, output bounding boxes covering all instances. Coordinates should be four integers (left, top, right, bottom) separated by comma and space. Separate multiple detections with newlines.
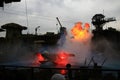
60, 69, 67, 75
71, 22, 90, 42
36, 53, 45, 62
54, 50, 75, 66
55, 51, 69, 66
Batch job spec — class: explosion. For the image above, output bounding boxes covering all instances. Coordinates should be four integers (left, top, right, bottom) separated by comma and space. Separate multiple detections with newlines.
71, 22, 91, 43
55, 51, 75, 66
35, 52, 45, 64
34, 21, 92, 67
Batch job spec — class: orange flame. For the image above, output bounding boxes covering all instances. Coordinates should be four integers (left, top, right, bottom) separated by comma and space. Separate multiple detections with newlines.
71, 22, 90, 42
36, 53, 45, 62
54, 50, 75, 66
55, 51, 69, 66
33, 53, 46, 65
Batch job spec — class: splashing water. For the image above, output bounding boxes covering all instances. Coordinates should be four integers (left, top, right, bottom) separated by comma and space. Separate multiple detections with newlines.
34, 22, 93, 67
55, 22, 93, 66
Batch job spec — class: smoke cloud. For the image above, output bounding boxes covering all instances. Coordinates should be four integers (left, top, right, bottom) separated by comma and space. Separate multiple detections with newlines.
91, 38, 120, 68
56, 22, 93, 66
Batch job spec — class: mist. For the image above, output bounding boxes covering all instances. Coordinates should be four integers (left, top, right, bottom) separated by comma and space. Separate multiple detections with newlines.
56, 22, 93, 66
0, 21, 120, 69
91, 38, 120, 69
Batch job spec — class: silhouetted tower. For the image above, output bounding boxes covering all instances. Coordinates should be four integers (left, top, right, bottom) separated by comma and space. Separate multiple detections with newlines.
0, 0, 21, 7
1, 23, 27, 39
56, 17, 67, 35
92, 14, 116, 31
0, 28, 4, 32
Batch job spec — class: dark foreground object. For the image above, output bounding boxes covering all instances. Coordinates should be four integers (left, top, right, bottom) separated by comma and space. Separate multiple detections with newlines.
0, 65, 120, 80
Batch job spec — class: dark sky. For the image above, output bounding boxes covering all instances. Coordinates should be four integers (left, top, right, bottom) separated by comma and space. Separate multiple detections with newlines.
0, 0, 120, 36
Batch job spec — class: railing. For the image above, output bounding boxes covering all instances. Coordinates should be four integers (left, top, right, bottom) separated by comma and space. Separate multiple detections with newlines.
0, 65, 120, 80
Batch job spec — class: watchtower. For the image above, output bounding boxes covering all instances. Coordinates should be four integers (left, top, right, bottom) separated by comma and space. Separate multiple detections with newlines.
1, 23, 27, 39
92, 14, 116, 31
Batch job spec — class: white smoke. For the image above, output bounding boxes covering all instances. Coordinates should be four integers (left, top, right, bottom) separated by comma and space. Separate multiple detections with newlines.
57, 24, 93, 66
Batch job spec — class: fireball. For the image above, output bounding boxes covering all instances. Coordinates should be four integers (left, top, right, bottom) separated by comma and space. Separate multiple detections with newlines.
71, 22, 91, 43
55, 51, 75, 66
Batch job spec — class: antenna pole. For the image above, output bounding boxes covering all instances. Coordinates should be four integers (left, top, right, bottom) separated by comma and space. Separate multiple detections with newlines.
56, 17, 62, 28
25, 0, 29, 27
103, 9, 104, 15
